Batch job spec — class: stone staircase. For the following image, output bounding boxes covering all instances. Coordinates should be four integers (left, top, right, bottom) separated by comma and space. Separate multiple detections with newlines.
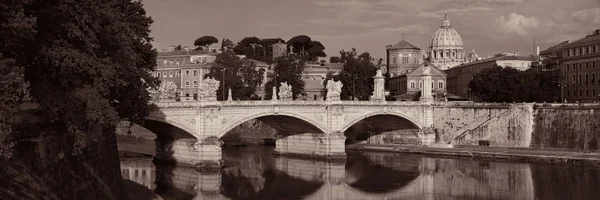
450, 109, 512, 145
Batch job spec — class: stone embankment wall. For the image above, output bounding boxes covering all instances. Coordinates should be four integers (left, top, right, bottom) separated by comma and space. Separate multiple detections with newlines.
6, 109, 124, 199
530, 104, 600, 151
432, 103, 600, 152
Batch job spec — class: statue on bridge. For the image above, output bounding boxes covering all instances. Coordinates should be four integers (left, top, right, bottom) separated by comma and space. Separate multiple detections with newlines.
278, 82, 293, 100
199, 77, 220, 101
148, 80, 178, 101
326, 80, 343, 101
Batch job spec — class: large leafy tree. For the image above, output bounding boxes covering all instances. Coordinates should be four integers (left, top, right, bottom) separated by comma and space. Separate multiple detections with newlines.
264, 54, 306, 99
204, 51, 263, 100
468, 65, 560, 102
194, 35, 219, 50
221, 38, 235, 51
287, 35, 326, 61
0, 0, 35, 157
233, 37, 285, 63
336, 49, 378, 100
0, 0, 158, 198
0, 0, 160, 154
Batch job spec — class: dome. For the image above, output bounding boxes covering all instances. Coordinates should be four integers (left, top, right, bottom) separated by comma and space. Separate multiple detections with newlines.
430, 13, 463, 49
468, 49, 478, 58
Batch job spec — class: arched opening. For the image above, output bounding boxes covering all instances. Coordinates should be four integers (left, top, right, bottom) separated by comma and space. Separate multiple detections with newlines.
343, 114, 420, 145
219, 114, 326, 147
116, 119, 197, 157
345, 151, 421, 194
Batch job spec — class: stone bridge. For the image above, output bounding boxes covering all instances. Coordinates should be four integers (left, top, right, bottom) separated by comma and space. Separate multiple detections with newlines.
143, 100, 435, 168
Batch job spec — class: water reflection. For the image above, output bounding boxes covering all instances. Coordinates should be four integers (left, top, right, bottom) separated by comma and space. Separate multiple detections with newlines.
120, 146, 600, 200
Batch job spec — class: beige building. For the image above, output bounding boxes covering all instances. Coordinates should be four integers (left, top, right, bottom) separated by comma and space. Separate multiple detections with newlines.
385, 38, 423, 76
387, 63, 447, 101
272, 41, 287, 59
561, 29, 600, 102
302, 63, 344, 100
445, 53, 534, 99
428, 13, 468, 70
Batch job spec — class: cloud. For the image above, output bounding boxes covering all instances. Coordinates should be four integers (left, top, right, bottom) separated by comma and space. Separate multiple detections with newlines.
480, 0, 525, 4
313, 23, 432, 39
494, 12, 540, 35
571, 7, 600, 24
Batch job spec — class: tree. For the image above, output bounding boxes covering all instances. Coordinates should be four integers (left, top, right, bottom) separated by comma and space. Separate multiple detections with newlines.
264, 54, 306, 99
175, 45, 182, 51
233, 36, 261, 56
339, 48, 357, 63
287, 35, 326, 61
468, 65, 560, 102
221, 38, 235, 51
204, 51, 263, 100
337, 49, 378, 100
329, 56, 341, 63
233, 37, 285, 63
194, 36, 219, 50
0, 0, 34, 157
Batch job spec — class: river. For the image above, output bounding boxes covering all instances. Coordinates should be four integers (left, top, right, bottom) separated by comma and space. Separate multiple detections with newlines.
119, 141, 600, 200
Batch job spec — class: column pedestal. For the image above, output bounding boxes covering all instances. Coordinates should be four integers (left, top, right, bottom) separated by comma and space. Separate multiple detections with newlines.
274, 133, 347, 160
153, 137, 224, 169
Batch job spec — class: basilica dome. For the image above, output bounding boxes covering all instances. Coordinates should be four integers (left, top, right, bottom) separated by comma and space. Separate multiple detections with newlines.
430, 14, 463, 49
427, 13, 466, 70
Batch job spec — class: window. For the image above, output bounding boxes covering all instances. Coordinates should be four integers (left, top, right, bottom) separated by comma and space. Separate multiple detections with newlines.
186, 70, 190, 76
419, 81, 423, 89
586, 74, 589, 84
586, 89, 589, 97
572, 74, 575, 84
169, 71, 173, 78
594, 89, 596, 97
185, 81, 190, 87
162, 72, 167, 77
185, 93, 189, 97
410, 81, 415, 89
431, 82, 434, 89
163, 60, 167, 66
193, 70, 197, 76
594, 73, 597, 84
438, 81, 444, 89
586, 62, 589, 69
402, 57, 409, 64
392, 56, 397, 64
579, 90, 582, 97
175, 71, 180, 77
579, 74, 582, 85
193, 81, 197, 87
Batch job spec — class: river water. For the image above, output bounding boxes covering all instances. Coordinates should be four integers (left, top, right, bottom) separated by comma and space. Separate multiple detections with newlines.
120, 145, 600, 200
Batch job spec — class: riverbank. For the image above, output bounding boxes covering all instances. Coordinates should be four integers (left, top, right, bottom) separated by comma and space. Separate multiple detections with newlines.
347, 144, 600, 166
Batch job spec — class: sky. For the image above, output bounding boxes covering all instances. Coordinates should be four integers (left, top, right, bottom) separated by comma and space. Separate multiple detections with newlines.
142, 0, 600, 60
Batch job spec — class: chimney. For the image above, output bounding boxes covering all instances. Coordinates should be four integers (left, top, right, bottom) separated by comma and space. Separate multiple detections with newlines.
536, 46, 540, 56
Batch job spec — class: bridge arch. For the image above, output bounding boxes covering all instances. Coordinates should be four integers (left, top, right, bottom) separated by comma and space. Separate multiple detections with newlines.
218, 111, 328, 138
341, 111, 422, 133
141, 115, 199, 139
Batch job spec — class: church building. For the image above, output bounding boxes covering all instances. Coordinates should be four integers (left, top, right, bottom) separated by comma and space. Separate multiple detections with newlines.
428, 13, 469, 70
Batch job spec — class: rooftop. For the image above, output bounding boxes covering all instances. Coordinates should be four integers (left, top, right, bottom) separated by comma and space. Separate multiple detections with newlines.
564, 29, 600, 48
540, 41, 570, 55
388, 39, 420, 50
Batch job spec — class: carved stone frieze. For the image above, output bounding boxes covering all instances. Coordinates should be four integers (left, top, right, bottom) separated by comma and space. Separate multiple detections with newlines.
331, 106, 344, 116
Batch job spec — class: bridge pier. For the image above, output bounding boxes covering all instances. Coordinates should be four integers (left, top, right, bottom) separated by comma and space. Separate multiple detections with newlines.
154, 137, 224, 169
274, 133, 347, 160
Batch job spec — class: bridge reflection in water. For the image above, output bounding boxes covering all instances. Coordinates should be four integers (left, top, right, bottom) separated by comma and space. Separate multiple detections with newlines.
120, 146, 600, 200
